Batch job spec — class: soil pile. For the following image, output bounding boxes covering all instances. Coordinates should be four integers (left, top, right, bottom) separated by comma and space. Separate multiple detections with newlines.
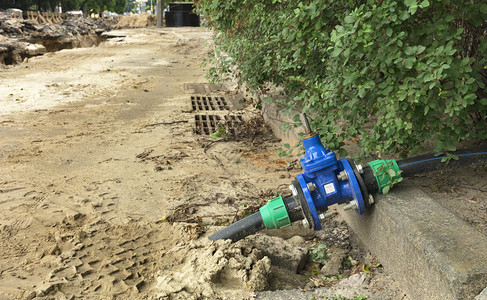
0, 16, 110, 65
154, 238, 272, 299
115, 13, 156, 28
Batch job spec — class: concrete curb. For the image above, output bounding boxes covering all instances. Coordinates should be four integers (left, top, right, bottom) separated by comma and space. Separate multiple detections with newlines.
340, 183, 487, 299
262, 102, 301, 146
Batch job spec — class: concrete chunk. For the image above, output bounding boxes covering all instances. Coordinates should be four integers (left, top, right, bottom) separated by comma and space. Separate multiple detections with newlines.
245, 234, 308, 273
340, 183, 487, 299
476, 286, 487, 300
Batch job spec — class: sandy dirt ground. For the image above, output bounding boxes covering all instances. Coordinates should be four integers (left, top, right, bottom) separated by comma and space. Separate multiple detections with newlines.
0, 27, 406, 299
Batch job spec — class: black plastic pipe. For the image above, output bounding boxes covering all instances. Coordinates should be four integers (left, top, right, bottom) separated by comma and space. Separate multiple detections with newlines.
209, 145, 487, 242
361, 145, 487, 193
208, 211, 264, 242
396, 145, 487, 177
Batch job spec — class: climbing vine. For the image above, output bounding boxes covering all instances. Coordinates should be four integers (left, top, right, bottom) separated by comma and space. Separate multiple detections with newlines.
197, 0, 487, 157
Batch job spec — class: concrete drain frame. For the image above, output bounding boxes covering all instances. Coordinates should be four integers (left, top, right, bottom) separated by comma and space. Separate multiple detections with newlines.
194, 114, 244, 136
191, 95, 230, 111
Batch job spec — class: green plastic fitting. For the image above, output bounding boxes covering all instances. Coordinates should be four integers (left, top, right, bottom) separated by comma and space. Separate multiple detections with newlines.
367, 159, 402, 194
259, 195, 291, 229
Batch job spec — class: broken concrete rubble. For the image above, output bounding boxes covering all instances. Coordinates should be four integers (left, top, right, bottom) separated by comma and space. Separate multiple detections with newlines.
0, 16, 110, 65
244, 234, 309, 273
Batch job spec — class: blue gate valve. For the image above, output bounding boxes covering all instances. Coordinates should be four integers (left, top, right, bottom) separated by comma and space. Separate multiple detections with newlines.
209, 113, 390, 242
256, 113, 371, 232
294, 131, 366, 230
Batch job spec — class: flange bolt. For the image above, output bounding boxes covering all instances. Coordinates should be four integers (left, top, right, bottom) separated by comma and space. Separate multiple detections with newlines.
307, 182, 317, 192
337, 170, 348, 181
356, 164, 364, 174
319, 211, 333, 220
289, 184, 298, 197
343, 200, 358, 211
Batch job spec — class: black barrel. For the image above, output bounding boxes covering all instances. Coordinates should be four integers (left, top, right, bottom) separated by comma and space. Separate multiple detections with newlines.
165, 2, 200, 27
169, 2, 194, 11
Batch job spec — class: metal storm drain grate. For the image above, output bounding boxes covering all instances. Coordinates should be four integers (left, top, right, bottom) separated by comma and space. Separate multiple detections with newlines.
191, 96, 229, 111
194, 114, 244, 135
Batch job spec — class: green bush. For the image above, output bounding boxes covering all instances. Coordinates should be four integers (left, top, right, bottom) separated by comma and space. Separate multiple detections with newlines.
197, 0, 487, 157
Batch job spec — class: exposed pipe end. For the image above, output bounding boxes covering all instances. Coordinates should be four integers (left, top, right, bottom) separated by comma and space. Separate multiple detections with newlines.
208, 211, 265, 242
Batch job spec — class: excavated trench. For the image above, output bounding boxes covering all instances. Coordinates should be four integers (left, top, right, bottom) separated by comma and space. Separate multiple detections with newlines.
0, 33, 106, 65
37, 31, 106, 52
0, 17, 108, 65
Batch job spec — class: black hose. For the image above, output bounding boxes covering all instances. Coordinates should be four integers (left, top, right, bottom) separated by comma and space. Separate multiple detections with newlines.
209, 146, 487, 242
396, 145, 487, 177
208, 211, 264, 242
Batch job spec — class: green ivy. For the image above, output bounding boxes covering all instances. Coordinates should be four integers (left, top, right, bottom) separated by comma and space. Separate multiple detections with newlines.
197, 0, 487, 157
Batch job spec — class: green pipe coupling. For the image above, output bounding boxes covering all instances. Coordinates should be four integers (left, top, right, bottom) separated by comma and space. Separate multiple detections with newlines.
259, 195, 291, 229
367, 159, 403, 194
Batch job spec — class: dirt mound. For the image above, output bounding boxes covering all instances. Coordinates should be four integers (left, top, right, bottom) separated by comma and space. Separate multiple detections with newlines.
0, 16, 110, 65
155, 238, 272, 299
115, 13, 156, 28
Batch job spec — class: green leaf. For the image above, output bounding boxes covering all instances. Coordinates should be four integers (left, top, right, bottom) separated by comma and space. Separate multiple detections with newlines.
363, 265, 372, 273
358, 88, 366, 98
344, 16, 355, 24
419, 0, 430, 8
404, 0, 416, 7
449, 154, 459, 160
209, 126, 225, 138
399, 10, 410, 20
386, 27, 393, 37
404, 57, 415, 69
332, 47, 343, 57
404, 46, 415, 55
